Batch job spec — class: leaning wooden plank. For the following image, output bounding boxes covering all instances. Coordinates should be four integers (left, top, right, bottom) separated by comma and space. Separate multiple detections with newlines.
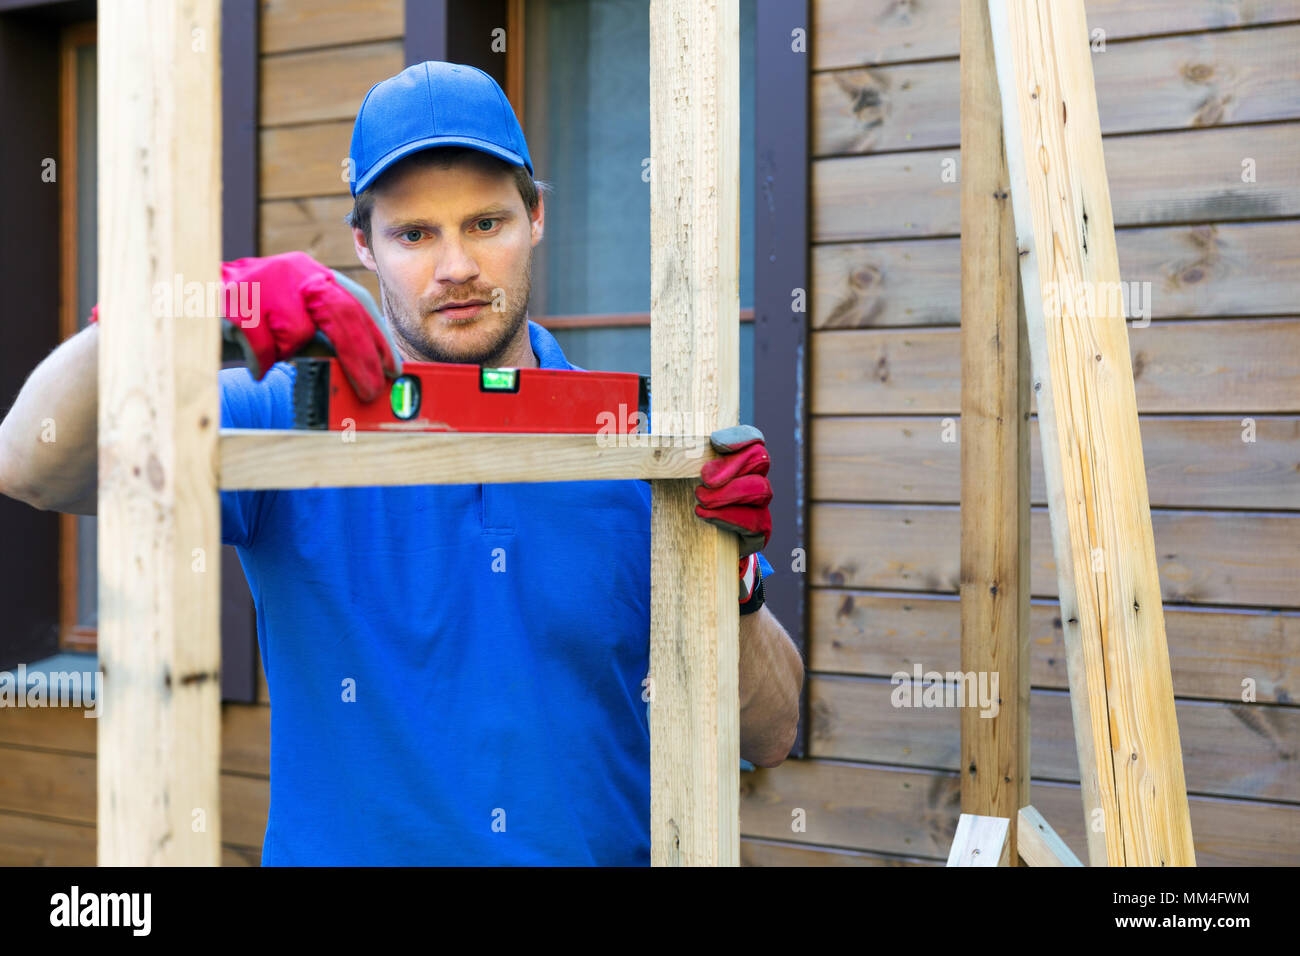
220, 431, 716, 489
1018, 805, 1084, 866
98, 0, 222, 864
987, 0, 1195, 866
648, 0, 740, 866
946, 813, 1011, 866
958, 0, 1031, 863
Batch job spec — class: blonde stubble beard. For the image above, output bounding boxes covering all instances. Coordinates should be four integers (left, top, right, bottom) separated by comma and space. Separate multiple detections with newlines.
375, 250, 534, 367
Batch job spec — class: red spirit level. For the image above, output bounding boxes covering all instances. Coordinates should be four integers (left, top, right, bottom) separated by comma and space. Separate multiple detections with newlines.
292, 357, 650, 434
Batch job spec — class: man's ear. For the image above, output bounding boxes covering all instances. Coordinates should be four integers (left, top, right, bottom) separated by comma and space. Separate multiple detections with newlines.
529, 193, 545, 248
352, 226, 378, 272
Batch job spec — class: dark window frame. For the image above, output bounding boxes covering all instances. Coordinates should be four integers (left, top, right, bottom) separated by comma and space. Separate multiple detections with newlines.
753, 0, 809, 757
0, 0, 261, 702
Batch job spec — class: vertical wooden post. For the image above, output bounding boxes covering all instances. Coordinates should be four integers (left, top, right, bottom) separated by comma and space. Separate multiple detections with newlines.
960, 0, 1031, 863
98, 0, 223, 865
988, 0, 1195, 866
648, 0, 740, 866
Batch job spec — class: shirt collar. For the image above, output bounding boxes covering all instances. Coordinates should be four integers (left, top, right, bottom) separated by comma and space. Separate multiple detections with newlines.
527, 319, 580, 371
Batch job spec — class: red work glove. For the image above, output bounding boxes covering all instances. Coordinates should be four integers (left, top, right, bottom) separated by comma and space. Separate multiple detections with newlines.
694, 423, 773, 562
90, 252, 401, 402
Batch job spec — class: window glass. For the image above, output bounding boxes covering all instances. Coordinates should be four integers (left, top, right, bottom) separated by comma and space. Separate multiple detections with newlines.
524, 0, 756, 425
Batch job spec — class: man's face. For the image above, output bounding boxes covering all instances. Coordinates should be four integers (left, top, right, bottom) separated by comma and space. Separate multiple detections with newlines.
352, 158, 543, 366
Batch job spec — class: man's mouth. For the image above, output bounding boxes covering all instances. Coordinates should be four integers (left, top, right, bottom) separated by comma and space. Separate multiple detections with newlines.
435, 300, 490, 322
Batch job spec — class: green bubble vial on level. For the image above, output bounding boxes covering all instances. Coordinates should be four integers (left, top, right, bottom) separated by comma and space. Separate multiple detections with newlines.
391, 375, 420, 419
480, 368, 518, 392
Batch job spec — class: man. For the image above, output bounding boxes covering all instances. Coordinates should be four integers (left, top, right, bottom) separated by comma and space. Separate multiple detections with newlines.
0, 61, 803, 865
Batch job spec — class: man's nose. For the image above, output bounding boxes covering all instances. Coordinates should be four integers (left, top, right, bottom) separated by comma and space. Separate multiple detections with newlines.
435, 237, 479, 286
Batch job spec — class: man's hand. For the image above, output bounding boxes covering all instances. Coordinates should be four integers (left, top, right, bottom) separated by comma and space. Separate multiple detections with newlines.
693, 424, 773, 567
92, 251, 402, 402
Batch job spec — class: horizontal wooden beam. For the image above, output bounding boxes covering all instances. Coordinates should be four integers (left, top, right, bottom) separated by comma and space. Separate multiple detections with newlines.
218, 430, 717, 490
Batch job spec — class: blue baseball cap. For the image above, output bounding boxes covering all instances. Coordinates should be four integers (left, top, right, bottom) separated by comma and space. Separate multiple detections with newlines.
348, 61, 533, 197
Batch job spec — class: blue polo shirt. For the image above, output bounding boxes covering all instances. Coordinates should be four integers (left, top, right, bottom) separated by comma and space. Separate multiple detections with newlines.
220, 320, 774, 865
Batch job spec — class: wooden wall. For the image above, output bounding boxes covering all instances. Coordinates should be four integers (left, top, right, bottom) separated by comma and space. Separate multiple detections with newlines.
0, 0, 399, 866
258, 0, 406, 301
739, 0, 1300, 865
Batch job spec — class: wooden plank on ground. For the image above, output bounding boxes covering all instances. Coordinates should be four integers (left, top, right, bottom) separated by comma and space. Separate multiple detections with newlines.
98, 0, 222, 866
815, 24, 1300, 154
807, 591, 1300, 704
811, 416, 1300, 510
946, 813, 1010, 866
957, 0, 1029, 860
220, 430, 716, 490
647, 0, 740, 867
1017, 805, 1084, 866
812, 222, 1300, 328
989, 0, 1193, 866
811, 318, 1300, 413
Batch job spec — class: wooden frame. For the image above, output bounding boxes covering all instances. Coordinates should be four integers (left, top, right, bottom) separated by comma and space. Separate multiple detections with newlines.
57, 19, 96, 653
102, 0, 742, 866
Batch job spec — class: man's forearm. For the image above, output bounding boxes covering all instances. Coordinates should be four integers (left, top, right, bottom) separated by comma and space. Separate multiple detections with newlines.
0, 323, 100, 513
738, 604, 803, 767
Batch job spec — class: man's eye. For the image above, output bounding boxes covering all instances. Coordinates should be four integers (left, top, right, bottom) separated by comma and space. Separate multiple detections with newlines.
475, 219, 499, 232
402, 229, 423, 242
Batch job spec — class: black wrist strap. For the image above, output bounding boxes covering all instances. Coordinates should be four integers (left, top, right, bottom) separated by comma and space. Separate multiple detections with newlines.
739, 565, 765, 616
